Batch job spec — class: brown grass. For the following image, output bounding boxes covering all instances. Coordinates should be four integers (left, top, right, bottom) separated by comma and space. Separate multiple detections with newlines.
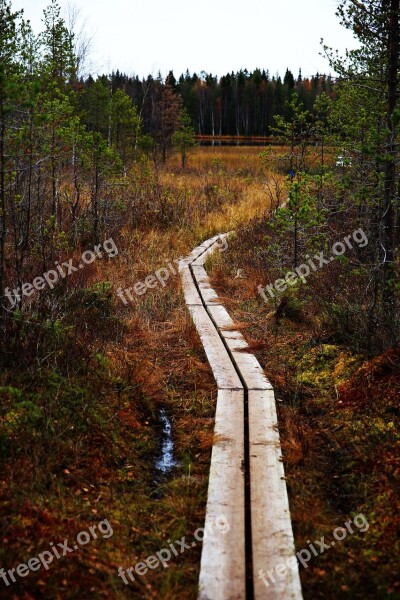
0, 145, 293, 599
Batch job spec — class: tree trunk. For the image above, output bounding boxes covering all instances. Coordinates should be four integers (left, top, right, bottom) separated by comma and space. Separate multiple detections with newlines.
381, 0, 399, 333
0, 99, 6, 317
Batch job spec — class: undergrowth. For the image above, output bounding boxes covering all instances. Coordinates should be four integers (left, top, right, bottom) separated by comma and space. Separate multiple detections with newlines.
0, 147, 271, 598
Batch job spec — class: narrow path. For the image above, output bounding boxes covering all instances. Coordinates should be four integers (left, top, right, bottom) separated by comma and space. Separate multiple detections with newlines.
180, 234, 303, 600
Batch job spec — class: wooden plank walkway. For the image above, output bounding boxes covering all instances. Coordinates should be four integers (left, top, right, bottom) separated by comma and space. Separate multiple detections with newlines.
180, 234, 303, 600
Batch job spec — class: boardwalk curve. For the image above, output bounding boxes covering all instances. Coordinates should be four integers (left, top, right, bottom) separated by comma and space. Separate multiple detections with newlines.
180, 234, 303, 600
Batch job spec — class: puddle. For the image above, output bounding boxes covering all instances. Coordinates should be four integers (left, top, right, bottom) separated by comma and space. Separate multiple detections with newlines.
155, 408, 178, 474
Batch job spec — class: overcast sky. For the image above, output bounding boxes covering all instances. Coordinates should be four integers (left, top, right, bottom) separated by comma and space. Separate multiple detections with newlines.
13, 0, 358, 79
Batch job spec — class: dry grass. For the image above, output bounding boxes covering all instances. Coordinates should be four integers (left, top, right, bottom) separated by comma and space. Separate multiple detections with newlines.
87, 146, 274, 598
0, 145, 292, 599
167, 145, 269, 174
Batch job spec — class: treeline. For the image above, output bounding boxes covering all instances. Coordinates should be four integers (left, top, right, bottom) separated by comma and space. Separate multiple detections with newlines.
82, 68, 335, 137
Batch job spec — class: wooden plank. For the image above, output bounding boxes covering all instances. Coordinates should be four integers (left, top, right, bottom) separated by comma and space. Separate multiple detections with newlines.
198, 389, 246, 600
192, 245, 219, 266
191, 265, 221, 304
191, 233, 231, 267
187, 237, 219, 264
187, 305, 242, 390
180, 267, 203, 305
208, 304, 273, 390
182, 233, 302, 600
248, 389, 303, 600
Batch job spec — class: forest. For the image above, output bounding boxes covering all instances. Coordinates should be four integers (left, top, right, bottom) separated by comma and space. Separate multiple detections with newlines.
102, 68, 334, 137
0, 0, 399, 598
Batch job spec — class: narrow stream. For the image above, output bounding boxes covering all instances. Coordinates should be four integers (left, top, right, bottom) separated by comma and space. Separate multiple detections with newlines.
155, 408, 178, 474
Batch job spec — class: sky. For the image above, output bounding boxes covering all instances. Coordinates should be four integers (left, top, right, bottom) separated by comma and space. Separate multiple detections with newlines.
12, 0, 358, 80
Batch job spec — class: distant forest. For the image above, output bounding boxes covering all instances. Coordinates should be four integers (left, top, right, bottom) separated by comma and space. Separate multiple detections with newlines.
80, 69, 334, 137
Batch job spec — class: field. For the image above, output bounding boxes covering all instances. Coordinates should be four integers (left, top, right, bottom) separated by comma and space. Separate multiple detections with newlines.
1, 143, 398, 599
0, 146, 281, 599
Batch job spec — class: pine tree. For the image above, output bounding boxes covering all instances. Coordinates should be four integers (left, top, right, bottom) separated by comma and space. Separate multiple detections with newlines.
0, 0, 26, 314
40, 0, 76, 87
172, 109, 196, 169
150, 82, 182, 164
326, 0, 400, 340
110, 89, 141, 167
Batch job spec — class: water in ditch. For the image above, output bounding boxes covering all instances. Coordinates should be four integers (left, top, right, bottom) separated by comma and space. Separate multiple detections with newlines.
154, 408, 179, 476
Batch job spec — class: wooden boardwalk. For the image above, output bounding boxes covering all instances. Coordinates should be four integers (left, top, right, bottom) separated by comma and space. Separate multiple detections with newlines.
180, 234, 303, 600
